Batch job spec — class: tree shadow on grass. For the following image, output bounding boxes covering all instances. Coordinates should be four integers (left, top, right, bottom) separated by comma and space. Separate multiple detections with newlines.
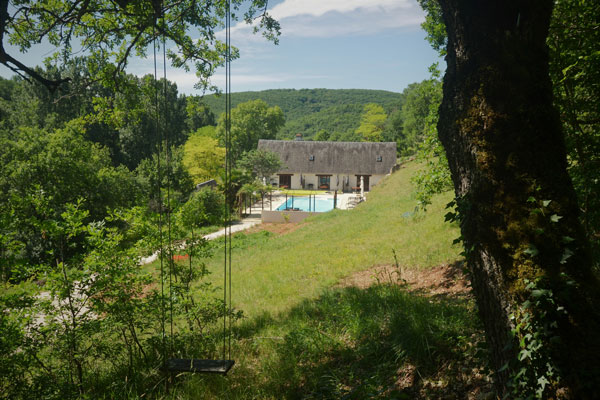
184, 279, 493, 399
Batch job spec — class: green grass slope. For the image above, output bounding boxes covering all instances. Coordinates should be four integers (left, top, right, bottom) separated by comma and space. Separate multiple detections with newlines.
177, 162, 491, 399
206, 161, 460, 318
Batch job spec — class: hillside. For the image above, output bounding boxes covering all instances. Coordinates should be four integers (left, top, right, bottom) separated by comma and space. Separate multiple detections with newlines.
203, 161, 461, 317
183, 162, 492, 398
200, 88, 403, 140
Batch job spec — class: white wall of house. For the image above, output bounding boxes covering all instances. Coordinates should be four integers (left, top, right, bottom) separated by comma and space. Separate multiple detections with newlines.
269, 172, 388, 192
369, 174, 386, 188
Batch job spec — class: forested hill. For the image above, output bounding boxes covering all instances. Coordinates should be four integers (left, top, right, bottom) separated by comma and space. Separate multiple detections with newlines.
201, 88, 403, 140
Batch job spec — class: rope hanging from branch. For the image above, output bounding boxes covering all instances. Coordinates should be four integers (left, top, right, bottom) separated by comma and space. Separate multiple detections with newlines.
153, 0, 234, 376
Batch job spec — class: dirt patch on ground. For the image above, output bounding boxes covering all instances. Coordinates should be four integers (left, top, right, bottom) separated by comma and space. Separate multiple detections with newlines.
245, 222, 305, 236
337, 261, 471, 298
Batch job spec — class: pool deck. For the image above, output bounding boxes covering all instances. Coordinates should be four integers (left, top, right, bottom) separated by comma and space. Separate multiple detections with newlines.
204, 192, 363, 240
268, 192, 360, 211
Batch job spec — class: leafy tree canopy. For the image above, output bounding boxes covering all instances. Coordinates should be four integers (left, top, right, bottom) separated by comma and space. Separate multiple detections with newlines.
135, 145, 194, 204
215, 99, 284, 162
401, 78, 442, 155
178, 188, 225, 230
548, 0, 600, 258
355, 103, 387, 142
0, 0, 280, 91
0, 121, 140, 271
238, 148, 282, 182
201, 88, 403, 140
182, 131, 225, 184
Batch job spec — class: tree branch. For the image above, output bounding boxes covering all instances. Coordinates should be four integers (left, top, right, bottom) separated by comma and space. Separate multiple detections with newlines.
0, 0, 70, 90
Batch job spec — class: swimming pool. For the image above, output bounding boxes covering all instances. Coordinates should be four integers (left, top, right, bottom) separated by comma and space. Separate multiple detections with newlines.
276, 197, 335, 212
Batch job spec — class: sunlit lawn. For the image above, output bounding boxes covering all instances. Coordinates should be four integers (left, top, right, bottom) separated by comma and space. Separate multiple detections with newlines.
143, 162, 490, 399
203, 161, 461, 318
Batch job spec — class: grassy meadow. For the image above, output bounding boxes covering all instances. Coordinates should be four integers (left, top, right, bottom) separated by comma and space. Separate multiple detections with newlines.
160, 162, 492, 399
206, 161, 461, 317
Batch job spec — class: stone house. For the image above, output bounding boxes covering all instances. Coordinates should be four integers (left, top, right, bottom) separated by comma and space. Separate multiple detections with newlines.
257, 139, 397, 192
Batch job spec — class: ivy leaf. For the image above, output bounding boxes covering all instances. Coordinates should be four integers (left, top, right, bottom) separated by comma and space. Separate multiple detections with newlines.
444, 211, 458, 222
498, 362, 509, 372
550, 214, 562, 223
527, 196, 536, 203
531, 289, 549, 298
519, 349, 532, 361
524, 245, 539, 257
536, 376, 550, 397
542, 200, 552, 207
562, 236, 575, 244
560, 248, 574, 264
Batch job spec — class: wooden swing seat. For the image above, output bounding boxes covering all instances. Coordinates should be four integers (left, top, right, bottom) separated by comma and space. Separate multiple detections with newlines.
166, 358, 235, 374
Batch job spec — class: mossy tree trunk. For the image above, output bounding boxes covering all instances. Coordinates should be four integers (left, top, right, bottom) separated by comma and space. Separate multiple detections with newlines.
437, 0, 600, 396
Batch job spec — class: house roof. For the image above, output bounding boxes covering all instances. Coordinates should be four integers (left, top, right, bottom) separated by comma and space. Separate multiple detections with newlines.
257, 140, 397, 175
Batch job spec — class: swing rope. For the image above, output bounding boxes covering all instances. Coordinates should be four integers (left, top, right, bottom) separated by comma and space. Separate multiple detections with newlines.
225, 0, 233, 364
152, 17, 167, 369
155, 0, 234, 375
161, 7, 175, 361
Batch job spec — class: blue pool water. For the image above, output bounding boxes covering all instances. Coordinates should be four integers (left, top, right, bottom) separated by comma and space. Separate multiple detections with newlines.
276, 197, 334, 212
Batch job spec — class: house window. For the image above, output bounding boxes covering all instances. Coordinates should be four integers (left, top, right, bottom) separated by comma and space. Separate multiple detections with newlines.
309, 155, 315, 161
278, 174, 292, 189
376, 155, 382, 162
317, 175, 331, 190
356, 175, 371, 192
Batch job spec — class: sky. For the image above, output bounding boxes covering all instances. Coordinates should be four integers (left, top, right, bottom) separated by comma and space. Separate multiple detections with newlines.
0, 0, 443, 95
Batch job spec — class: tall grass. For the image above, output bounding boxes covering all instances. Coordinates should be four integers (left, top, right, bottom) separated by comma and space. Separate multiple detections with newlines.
179, 271, 489, 399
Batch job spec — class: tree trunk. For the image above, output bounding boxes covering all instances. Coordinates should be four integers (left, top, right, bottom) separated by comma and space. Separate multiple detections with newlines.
437, 0, 600, 396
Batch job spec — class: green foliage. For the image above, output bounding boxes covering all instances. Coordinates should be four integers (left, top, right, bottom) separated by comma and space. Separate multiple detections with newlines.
185, 96, 216, 132
409, 73, 451, 210
355, 103, 387, 142
3, 0, 279, 91
237, 148, 283, 181
1, 69, 196, 171
215, 99, 285, 162
0, 202, 238, 399
182, 132, 225, 184
416, 0, 447, 57
381, 106, 404, 146
505, 279, 566, 399
92, 74, 189, 169
314, 128, 330, 141
179, 189, 226, 230
0, 123, 140, 274
135, 145, 195, 204
202, 89, 404, 140
218, 168, 253, 211
548, 0, 600, 265
401, 77, 443, 155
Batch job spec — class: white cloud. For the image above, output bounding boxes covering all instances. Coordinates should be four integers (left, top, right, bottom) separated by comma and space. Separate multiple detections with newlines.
228, 0, 424, 41
268, 0, 413, 20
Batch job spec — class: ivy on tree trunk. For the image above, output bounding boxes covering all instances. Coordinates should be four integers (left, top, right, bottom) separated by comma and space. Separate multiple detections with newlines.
436, 0, 600, 396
